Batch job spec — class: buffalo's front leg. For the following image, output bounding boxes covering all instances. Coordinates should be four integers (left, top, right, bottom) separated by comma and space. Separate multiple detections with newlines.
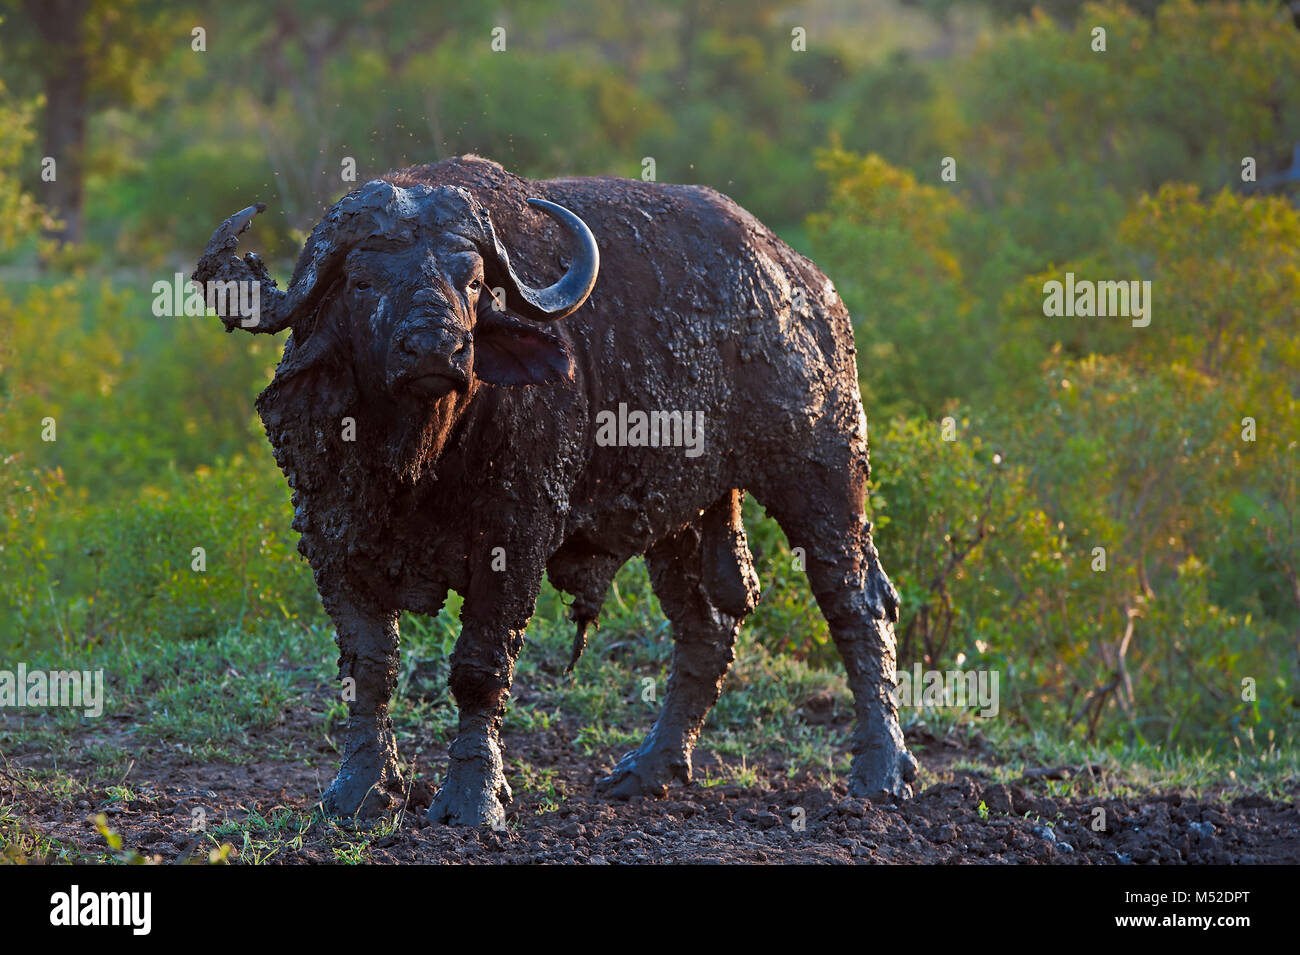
427, 620, 524, 828
321, 603, 403, 817
426, 440, 569, 827
429, 527, 549, 826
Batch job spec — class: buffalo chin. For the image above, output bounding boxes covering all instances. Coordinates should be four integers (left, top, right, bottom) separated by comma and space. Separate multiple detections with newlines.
384, 387, 469, 484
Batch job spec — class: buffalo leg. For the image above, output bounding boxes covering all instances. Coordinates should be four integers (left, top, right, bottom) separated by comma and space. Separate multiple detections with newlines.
597, 490, 759, 798
429, 527, 550, 828
757, 475, 918, 799
320, 601, 403, 817
426, 617, 525, 828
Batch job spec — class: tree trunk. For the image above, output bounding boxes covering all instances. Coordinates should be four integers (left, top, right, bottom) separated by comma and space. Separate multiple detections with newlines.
675, 0, 697, 92
24, 0, 90, 245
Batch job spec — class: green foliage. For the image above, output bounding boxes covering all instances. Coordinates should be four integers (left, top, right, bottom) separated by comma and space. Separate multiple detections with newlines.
868, 415, 1063, 674
808, 147, 973, 417
0, 275, 278, 495
952, 0, 1300, 263
797, 1, 1300, 747
0, 0, 182, 109
0, 76, 43, 250
1, 0, 1295, 761
1, 454, 321, 648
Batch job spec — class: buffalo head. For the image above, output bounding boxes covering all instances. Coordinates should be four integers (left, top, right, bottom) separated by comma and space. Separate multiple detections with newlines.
194, 180, 599, 405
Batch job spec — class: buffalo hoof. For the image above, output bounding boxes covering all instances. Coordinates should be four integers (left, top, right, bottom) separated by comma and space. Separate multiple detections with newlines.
849, 743, 919, 801
428, 776, 511, 829
428, 737, 512, 828
595, 747, 690, 800
321, 767, 398, 819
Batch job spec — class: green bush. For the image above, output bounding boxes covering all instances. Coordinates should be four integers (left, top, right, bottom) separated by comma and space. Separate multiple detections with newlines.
1, 454, 320, 650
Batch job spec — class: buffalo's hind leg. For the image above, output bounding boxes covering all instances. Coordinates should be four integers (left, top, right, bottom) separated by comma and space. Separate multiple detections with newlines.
596, 490, 759, 799
756, 469, 918, 799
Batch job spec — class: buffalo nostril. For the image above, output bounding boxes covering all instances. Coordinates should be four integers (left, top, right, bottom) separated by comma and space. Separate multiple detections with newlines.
401, 330, 438, 355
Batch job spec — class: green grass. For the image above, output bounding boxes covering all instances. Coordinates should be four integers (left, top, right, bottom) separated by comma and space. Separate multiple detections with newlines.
2, 566, 1296, 864
5, 601, 1297, 803
0, 622, 336, 767
900, 705, 1300, 802
4, 583, 1298, 805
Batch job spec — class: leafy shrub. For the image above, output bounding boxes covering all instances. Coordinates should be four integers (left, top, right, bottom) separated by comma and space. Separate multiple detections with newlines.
1, 454, 320, 649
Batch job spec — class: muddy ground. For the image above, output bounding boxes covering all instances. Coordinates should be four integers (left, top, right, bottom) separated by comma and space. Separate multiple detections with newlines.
4, 719, 1298, 864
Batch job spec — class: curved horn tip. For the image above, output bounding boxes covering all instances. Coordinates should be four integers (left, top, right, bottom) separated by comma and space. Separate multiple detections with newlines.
509, 197, 600, 320
525, 196, 582, 220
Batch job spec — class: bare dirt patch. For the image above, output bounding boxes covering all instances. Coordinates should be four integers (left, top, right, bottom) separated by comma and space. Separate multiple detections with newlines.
4, 719, 1296, 864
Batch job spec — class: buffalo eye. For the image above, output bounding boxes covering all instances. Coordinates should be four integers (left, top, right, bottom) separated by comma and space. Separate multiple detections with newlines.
468, 278, 482, 292
352, 278, 372, 291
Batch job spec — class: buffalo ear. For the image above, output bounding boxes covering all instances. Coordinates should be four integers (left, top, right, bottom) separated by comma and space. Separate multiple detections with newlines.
272, 281, 346, 383
473, 308, 574, 387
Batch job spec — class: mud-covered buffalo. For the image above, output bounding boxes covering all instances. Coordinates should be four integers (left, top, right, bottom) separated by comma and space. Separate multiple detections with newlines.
194, 155, 917, 827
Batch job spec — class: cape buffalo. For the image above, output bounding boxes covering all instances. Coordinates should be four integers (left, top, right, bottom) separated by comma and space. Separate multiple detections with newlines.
194, 154, 917, 826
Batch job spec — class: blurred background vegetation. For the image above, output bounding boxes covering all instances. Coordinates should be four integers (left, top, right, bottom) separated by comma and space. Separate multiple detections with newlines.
0, 0, 1296, 754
